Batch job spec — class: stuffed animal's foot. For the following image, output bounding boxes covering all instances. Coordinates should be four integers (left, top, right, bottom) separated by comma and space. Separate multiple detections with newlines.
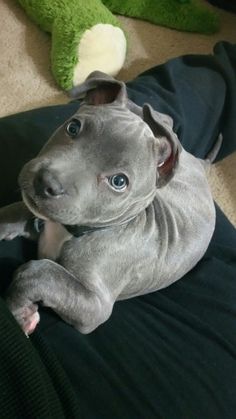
72, 23, 126, 87
52, 19, 126, 90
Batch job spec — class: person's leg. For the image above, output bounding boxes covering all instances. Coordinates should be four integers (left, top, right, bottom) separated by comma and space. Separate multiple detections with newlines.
0, 293, 81, 418
127, 41, 236, 161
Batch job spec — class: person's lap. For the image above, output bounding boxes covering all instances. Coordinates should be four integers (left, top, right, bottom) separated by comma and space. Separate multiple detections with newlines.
0, 41, 236, 418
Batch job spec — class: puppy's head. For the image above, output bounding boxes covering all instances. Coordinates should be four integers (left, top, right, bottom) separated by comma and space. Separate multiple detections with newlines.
19, 72, 181, 227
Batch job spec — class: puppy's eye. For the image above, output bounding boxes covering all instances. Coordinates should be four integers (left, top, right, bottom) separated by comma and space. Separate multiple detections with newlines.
108, 174, 129, 191
66, 119, 81, 138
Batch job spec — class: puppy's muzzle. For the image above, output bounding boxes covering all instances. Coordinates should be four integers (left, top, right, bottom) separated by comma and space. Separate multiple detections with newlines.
33, 168, 65, 199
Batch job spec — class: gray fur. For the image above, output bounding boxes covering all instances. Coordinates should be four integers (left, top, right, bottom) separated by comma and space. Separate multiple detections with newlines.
0, 71, 216, 334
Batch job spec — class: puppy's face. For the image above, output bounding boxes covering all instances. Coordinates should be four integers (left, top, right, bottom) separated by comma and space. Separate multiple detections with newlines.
19, 73, 179, 227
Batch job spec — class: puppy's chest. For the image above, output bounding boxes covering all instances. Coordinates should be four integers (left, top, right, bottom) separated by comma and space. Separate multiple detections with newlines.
38, 221, 72, 261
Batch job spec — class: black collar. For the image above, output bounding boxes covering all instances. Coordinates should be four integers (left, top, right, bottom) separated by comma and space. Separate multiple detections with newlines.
33, 213, 137, 238
63, 223, 108, 237
33, 218, 109, 238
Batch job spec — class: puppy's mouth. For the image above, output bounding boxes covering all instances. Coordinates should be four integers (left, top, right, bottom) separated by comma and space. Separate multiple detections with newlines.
22, 191, 49, 221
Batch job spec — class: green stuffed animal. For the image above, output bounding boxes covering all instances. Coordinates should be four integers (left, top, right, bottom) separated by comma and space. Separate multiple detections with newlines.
18, 0, 126, 90
18, 0, 219, 90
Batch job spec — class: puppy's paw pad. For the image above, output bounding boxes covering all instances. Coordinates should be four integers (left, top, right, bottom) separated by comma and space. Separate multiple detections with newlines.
23, 311, 40, 336
13, 304, 40, 335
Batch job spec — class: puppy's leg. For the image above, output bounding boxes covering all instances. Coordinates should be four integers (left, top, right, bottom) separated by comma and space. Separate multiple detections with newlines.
6, 259, 113, 334
0, 201, 37, 241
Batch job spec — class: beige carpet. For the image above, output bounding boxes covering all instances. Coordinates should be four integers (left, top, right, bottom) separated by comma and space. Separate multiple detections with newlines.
0, 0, 236, 225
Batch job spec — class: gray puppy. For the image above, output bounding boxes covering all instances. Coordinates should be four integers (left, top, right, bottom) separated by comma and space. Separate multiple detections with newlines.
0, 72, 217, 335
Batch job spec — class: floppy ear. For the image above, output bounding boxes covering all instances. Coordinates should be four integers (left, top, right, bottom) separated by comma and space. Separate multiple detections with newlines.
68, 71, 127, 106
143, 104, 181, 188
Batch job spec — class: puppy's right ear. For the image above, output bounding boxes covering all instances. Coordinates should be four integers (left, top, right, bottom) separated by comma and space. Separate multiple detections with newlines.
68, 71, 127, 106
143, 104, 181, 188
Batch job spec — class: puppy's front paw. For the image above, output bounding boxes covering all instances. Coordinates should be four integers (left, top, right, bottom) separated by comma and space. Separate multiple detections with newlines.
0, 225, 20, 241
11, 303, 40, 335
6, 260, 43, 334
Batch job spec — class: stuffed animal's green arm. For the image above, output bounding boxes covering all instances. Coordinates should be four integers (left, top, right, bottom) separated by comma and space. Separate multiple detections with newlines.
18, 0, 127, 89
103, 0, 219, 34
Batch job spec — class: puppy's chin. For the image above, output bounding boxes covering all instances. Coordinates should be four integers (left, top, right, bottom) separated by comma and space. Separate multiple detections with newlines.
22, 191, 49, 221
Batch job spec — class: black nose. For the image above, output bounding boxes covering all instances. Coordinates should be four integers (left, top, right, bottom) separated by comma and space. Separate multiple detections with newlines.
33, 168, 65, 198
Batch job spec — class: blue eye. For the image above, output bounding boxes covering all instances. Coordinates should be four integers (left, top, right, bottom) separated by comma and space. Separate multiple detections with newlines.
109, 174, 129, 191
66, 118, 81, 138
